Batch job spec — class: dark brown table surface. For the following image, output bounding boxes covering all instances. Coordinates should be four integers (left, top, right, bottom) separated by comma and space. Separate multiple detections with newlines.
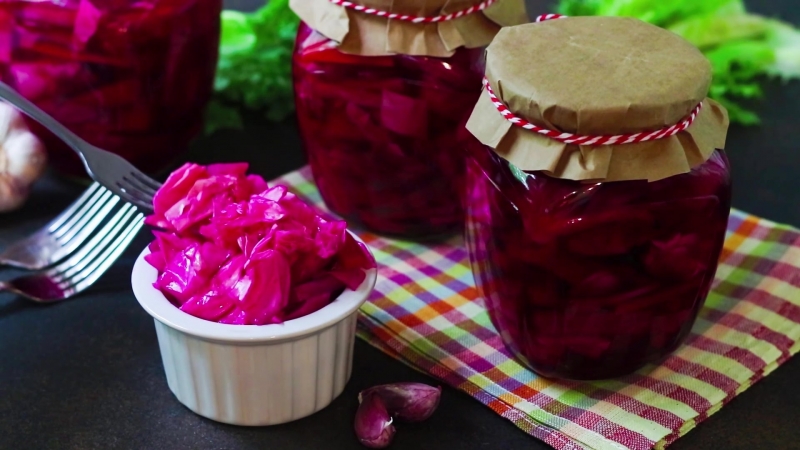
2, 1, 800, 449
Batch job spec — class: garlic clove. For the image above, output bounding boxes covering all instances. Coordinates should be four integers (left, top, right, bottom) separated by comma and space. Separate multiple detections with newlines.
0, 174, 29, 212
3, 131, 47, 184
0, 101, 48, 213
359, 382, 442, 423
354, 391, 396, 448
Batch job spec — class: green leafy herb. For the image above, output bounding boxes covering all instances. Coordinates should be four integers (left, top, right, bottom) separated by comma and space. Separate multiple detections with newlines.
556, 0, 800, 125
206, 0, 299, 133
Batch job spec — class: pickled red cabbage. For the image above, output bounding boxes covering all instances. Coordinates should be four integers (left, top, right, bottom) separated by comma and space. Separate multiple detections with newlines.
465, 146, 732, 380
292, 22, 484, 238
144, 163, 374, 325
0, 0, 221, 177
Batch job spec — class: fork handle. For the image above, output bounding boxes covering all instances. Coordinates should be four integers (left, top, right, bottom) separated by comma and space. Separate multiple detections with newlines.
0, 281, 26, 302
0, 81, 91, 163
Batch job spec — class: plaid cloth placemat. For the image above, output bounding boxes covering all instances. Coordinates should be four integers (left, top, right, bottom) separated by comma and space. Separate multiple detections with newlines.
275, 167, 800, 450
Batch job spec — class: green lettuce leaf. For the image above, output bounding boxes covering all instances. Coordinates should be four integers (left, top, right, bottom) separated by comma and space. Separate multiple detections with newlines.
206, 0, 299, 134
559, 0, 742, 27
668, 12, 768, 50
765, 20, 800, 81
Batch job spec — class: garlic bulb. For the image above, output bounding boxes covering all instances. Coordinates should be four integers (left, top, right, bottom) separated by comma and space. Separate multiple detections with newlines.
0, 101, 47, 212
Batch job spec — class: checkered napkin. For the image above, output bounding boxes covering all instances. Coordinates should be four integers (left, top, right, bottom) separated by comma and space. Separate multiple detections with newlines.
275, 167, 800, 450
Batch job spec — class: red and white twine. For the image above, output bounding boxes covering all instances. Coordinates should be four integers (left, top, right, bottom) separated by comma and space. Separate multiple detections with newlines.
483, 78, 703, 146
328, 0, 498, 23
534, 13, 566, 22
483, 13, 703, 146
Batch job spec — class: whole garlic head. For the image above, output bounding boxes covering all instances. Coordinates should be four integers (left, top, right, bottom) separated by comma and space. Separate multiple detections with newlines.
0, 101, 47, 212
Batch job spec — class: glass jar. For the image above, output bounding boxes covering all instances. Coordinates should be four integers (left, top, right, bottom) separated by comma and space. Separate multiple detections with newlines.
292, 23, 483, 238
0, 0, 222, 177
465, 145, 732, 379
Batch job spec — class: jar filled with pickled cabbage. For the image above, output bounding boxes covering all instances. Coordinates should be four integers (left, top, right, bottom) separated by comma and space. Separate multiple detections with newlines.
0, 0, 222, 177
290, 0, 527, 238
465, 16, 732, 380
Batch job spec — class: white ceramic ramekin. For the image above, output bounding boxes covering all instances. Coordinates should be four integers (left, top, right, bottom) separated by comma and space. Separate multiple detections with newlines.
131, 239, 377, 426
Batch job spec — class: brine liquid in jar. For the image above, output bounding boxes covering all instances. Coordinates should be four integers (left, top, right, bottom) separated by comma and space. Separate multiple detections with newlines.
466, 145, 732, 379
292, 22, 483, 238
0, 0, 222, 177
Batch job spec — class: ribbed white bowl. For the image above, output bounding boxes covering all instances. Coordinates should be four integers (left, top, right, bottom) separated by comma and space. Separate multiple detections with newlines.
131, 238, 377, 426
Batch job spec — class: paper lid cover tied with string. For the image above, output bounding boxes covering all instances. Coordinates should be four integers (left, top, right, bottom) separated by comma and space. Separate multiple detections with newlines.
467, 15, 730, 182
289, 0, 528, 57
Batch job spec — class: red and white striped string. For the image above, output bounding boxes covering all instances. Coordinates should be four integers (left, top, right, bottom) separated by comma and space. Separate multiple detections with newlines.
483, 78, 703, 146
483, 13, 703, 146
534, 13, 566, 22
328, 0, 498, 23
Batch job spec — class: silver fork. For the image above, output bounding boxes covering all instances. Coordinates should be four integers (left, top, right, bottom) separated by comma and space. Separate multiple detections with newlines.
0, 81, 160, 211
0, 183, 120, 270
0, 203, 144, 302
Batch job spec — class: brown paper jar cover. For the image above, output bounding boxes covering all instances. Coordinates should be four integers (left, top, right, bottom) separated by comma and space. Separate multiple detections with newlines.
466, 16, 731, 182
289, 0, 528, 57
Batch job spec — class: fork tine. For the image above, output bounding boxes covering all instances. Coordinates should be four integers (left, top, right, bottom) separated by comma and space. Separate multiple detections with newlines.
59, 213, 144, 295
117, 191, 154, 211
51, 186, 111, 239
131, 169, 162, 191
46, 182, 101, 233
0, 183, 117, 270
50, 194, 121, 264
48, 204, 137, 281
55, 188, 118, 242
123, 173, 158, 197
115, 186, 154, 211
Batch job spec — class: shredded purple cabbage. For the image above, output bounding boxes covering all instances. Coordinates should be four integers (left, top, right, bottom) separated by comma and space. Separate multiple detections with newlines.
144, 163, 375, 325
